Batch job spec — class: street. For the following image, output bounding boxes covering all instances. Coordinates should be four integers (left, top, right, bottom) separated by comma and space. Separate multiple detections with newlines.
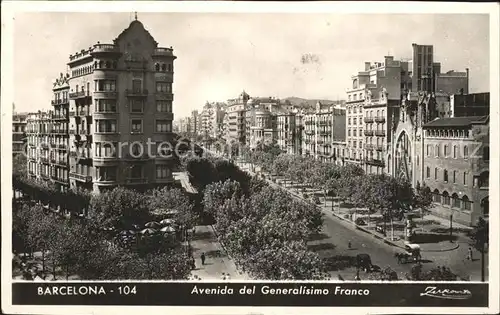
233, 159, 487, 281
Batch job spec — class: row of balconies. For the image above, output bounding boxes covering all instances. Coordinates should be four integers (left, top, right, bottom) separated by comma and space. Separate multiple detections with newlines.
363, 130, 386, 137
364, 116, 386, 123
364, 144, 385, 151
51, 99, 69, 105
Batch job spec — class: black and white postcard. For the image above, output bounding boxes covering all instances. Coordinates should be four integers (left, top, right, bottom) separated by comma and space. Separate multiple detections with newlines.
1, 1, 498, 315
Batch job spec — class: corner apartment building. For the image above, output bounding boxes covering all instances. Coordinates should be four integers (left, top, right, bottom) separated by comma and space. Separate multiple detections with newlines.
421, 116, 489, 226
224, 91, 249, 144
28, 18, 177, 194
450, 92, 490, 117
200, 102, 226, 139
245, 97, 284, 149
276, 109, 302, 155
190, 110, 199, 135
25, 73, 71, 192
301, 102, 346, 164
13, 112, 28, 156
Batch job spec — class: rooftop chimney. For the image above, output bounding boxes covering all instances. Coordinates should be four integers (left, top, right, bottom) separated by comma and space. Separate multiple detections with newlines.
365, 62, 370, 71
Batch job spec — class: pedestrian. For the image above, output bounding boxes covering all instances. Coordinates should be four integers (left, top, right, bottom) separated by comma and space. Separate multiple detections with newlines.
354, 270, 360, 281
348, 241, 352, 249
201, 252, 206, 265
221, 272, 226, 280
467, 247, 473, 261
226, 273, 231, 281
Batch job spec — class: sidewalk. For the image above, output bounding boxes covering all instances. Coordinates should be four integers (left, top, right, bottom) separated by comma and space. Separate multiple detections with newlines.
189, 225, 250, 280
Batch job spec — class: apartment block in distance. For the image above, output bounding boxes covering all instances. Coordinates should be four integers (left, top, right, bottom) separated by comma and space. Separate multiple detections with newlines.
13, 111, 28, 156
64, 18, 176, 193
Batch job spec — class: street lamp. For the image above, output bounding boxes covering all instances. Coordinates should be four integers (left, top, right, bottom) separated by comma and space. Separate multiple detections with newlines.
449, 213, 453, 243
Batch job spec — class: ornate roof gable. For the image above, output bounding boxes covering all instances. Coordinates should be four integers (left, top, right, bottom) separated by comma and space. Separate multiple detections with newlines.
113, 20, 158, 47
53, 73, 70, 88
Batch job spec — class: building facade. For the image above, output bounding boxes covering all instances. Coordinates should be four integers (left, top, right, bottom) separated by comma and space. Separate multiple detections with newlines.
450, 92, 490, 117
391, 90, 489, 226
13, 112, 28, 156
224, 91, 249, 144
28, 18, 177, 194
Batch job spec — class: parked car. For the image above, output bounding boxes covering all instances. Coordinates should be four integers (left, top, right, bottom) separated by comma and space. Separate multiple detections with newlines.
355, 218, 366, 226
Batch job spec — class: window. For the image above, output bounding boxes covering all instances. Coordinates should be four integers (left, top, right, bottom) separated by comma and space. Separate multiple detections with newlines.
95, 120, 117, 133
464, 146, 469, 158
131, 119, 143, 133
95, 142, 117, 158
443, 169, 448, 182
130, 100, 143, 113
348, 118, 351, 125
434, 168, 438, 179
156, 165, 171, 179
156, 120, 171, 133
156, 101, 171, 113
354, 118, 357, 125
96, 99, 116, 113
97, 166, 116, 181
462, 196, 471, 211
155, 63, 160, 71
444, 145, 448, 157
129, 165, 143, 179
463, 172, 468, 186
156, 82, 171, 93
442, 191, 450, 205
452, 194, 460, 208
435, 144, 439, 157
426, 167, 430, 178
96, 80, 116, 92
453, 145, 458, 158
453, 170, 457, 183
168, 64, 172, 72
353, 129, 357, 137
161, 64, 166, 71
132, 79, 142, 93
479, 171, 489, 188
483, 146, 489, 161
427, 144, 431, 156
348, 129, 351, 136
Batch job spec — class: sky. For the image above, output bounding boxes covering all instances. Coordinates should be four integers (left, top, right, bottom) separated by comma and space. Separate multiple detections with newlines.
13, 12, 490, 118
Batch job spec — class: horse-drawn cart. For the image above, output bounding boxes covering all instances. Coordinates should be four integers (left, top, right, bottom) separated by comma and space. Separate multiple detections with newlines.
395, 243, 422, 264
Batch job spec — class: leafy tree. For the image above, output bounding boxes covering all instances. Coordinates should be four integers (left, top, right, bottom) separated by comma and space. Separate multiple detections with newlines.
368, 266, 399, 281
26, 205, 58, 278
149, 187, 198, 229
203, 180, 243, 225
13, 154, 27, 178
89, 187, 152, 230
470, 217, 488, 281
185, 157, 217, 190
414, 181, 433, 217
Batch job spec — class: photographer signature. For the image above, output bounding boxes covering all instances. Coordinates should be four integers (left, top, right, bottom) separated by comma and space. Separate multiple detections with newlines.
420, 286, 472, 300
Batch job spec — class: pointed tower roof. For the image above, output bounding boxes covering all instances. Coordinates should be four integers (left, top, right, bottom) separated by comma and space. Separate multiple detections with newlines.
113, 18, 158, 47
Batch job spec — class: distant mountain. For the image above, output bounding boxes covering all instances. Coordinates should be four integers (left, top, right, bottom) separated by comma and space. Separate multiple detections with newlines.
284, 97, 345, 108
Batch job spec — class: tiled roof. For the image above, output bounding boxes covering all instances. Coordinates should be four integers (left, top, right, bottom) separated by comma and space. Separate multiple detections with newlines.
422, 115, 489, 128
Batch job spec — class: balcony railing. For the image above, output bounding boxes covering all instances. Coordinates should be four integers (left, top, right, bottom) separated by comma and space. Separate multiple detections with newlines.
305, 130, 314, 135
375, 116, 386, 123
69, 172, 92, 183
92, 43, 120, 53
364, 117, 374, 123
79, 129, 90, 135
365, 158, 385, 166
69, 111, 76, 117
40, 157, 49, 164
126, 178, 148, 184
152, 47, 174, 57
69, 91, 88, 99
57, 160, 68, 166
69, 130, 76, 135
40, 143, 49, 149
365, 144, 375, 150
364, 130, 374, 136
375, 130, 386, 137
376, 144, 384, 151
125, 89, 149, 97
